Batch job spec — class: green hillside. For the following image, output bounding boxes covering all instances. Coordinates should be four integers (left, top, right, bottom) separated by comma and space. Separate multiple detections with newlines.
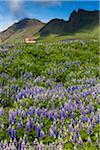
0, 9, 99, 44
38, 26, 100, 43
0, 18, 44, 44
4, 24, 42, 44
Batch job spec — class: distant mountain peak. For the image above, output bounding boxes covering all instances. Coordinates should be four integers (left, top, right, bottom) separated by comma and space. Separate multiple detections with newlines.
78, 8, 86, 13
71, 10, 77, 15
39, 9, 99, 36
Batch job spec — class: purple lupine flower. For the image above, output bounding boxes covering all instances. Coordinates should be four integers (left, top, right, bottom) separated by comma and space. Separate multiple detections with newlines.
86, 97, 90, 102
1, 72, 8, 79
88, 104, 94, 112
21, 111, 25, 119
40, 130, 45, 138
48, 127, 54, 137
28, 107, 34, 115
16, 95, 20, 101
0, 142, 3, 149
68, 125, 74, 133
36, 126, 42, 138
92, 92, 97, 99
24, 137, 28, 145
34, 116, 38, 123
18, 139, 22, 149
36, 108, 41, 116
81, 107, 87, 116
87, 128, 92, 135
53, 130, 59, 138
26, 121, 30, 132
75, 131, 80, 139
0, 88, 3, 94
33, 139, 39, 150
40, 113, 44, 122
19, 119, 23, 127
91, 121, 96, 128
96, 114, 99, 123
11, 128, 16, 141
47, 111, 53, 120
72, 135, 77, 143
9, 114, 13, 124
70, 112, 75, 119
18, 107, 22, 115
82, 90, 91, 97
8, 126, 11, 136
64, 102, 68, 111
78, 139, 83, 146
81, 115, 89, 122
60, 108, 66, 118
0, 107, 4, 116
54, 111, 58, 119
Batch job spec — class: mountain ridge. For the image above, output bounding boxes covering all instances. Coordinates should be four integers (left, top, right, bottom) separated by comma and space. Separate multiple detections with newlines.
0, 9, 99, 43
39, 9, 99, 36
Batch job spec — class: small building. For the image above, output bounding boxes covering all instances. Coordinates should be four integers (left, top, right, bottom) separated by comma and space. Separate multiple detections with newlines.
25, 36, 36, 43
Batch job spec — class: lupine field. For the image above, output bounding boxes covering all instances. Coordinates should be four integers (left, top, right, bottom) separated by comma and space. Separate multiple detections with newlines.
0, 41, 99, 150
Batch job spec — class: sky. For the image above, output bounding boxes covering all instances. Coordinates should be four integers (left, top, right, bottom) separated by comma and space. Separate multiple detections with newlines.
0, 0, 99, 32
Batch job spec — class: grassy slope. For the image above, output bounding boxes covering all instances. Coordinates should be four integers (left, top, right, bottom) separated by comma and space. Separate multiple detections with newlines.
38, 26, 100, 43
4, 24, 43, 44
1, 24, 99, 44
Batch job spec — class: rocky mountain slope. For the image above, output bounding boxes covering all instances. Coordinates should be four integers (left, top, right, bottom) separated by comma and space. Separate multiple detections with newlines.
39, 9, 99, 36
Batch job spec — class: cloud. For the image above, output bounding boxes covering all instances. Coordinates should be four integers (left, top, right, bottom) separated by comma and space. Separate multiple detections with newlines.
8, 0, 62, 13
7, 0, 59, 18
7, 0, 25, 19
8, 0, 62, 11
9, 0, 23, 13
0, 14, 18, 31
33, 0, 62, 7
6, 0, 62, 19
32, 0, 61, 3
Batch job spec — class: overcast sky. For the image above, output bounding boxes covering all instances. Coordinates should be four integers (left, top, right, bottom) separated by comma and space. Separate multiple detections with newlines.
0, 0, 99, 32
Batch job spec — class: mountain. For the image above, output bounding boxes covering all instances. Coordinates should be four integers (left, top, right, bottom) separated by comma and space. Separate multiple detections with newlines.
67, 9, 99, 32
0, 18, 45, 43
39, 9, 99, 37
0, 9, 99, 43
39, 19, 67, 36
